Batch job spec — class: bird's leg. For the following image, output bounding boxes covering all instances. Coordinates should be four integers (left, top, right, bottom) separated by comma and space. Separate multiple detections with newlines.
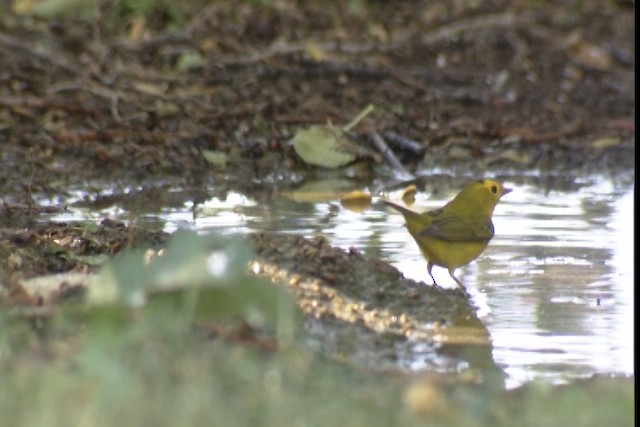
427, 261, 439, 287
448, 268, 467, 292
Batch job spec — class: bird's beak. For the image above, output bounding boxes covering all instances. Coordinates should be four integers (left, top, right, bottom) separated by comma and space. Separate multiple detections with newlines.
503, 187, 513, 195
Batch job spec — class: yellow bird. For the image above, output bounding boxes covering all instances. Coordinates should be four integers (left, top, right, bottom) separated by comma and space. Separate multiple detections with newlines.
383, 179, 511, 290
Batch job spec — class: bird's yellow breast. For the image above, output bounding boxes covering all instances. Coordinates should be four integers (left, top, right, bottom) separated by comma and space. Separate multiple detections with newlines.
396, 206, 490, 269
412, 235, 488, 269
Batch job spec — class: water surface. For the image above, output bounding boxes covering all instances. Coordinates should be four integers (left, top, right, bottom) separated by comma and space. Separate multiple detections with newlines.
47, 174, 634, 388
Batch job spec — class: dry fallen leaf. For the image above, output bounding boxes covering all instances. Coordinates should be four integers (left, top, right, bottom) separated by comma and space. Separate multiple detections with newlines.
591, 136, 621, 151
305, 42, 326, 61
340, 190, 372, 213
201, 150, 229, 167
176, 51, 206, 71
564, 30, 612, 71
291, 125, 357, 169
128, 16, 146, 43
401, 185, 417, 205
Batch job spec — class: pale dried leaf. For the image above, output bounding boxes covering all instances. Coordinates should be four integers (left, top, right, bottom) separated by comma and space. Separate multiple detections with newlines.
291, 125, 356, 168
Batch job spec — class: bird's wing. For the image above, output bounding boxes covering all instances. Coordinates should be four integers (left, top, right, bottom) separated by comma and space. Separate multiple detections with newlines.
419, 214, 494, 242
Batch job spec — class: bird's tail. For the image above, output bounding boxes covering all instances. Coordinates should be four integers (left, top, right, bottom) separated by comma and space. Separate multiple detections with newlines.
381, 199, 432, 234
381, 199, 417, 216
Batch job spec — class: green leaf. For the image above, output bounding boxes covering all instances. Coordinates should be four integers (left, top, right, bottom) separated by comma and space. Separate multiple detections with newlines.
201, 150, 229, 167
175, 51, 206, 71
26, 0, 97, 18
291, 125, 357, 168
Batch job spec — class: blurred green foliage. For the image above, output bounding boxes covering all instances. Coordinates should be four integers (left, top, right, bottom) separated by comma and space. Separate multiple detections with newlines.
116, 0, 178, 17
85, 230, 299, 342
21, 0, 98, 18
0, 230, 634, 426
15, 0, 193, 25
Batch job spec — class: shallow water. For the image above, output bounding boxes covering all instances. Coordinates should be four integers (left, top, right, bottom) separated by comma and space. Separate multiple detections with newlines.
332, 177, 632, 388
47, 174, 634, 388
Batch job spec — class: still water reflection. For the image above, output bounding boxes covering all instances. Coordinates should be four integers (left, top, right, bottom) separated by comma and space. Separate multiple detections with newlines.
50, 175, 634, 388
483, 182, 634, 388
185, 176, 632, 388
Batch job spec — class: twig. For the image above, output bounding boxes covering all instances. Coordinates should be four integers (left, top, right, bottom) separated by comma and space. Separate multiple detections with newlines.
382, 131, 426, 155
521, 118, 584, 143
343, 104, 375, 132
177, 12, 517, 68
325, 120, 377, 161
27, 149, 36, 218
369, 131, 414, 180
421, 12, 516, 45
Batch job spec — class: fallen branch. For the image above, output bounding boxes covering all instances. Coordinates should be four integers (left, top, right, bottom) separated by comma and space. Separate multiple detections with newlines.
382, 130, 426, 155
369, 131, 414, 180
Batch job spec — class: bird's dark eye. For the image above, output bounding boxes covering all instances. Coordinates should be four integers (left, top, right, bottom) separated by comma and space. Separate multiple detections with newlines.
491, 186, 497, 194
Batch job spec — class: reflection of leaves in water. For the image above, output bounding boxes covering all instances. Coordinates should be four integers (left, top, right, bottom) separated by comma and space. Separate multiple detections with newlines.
282, 178, 357, 203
